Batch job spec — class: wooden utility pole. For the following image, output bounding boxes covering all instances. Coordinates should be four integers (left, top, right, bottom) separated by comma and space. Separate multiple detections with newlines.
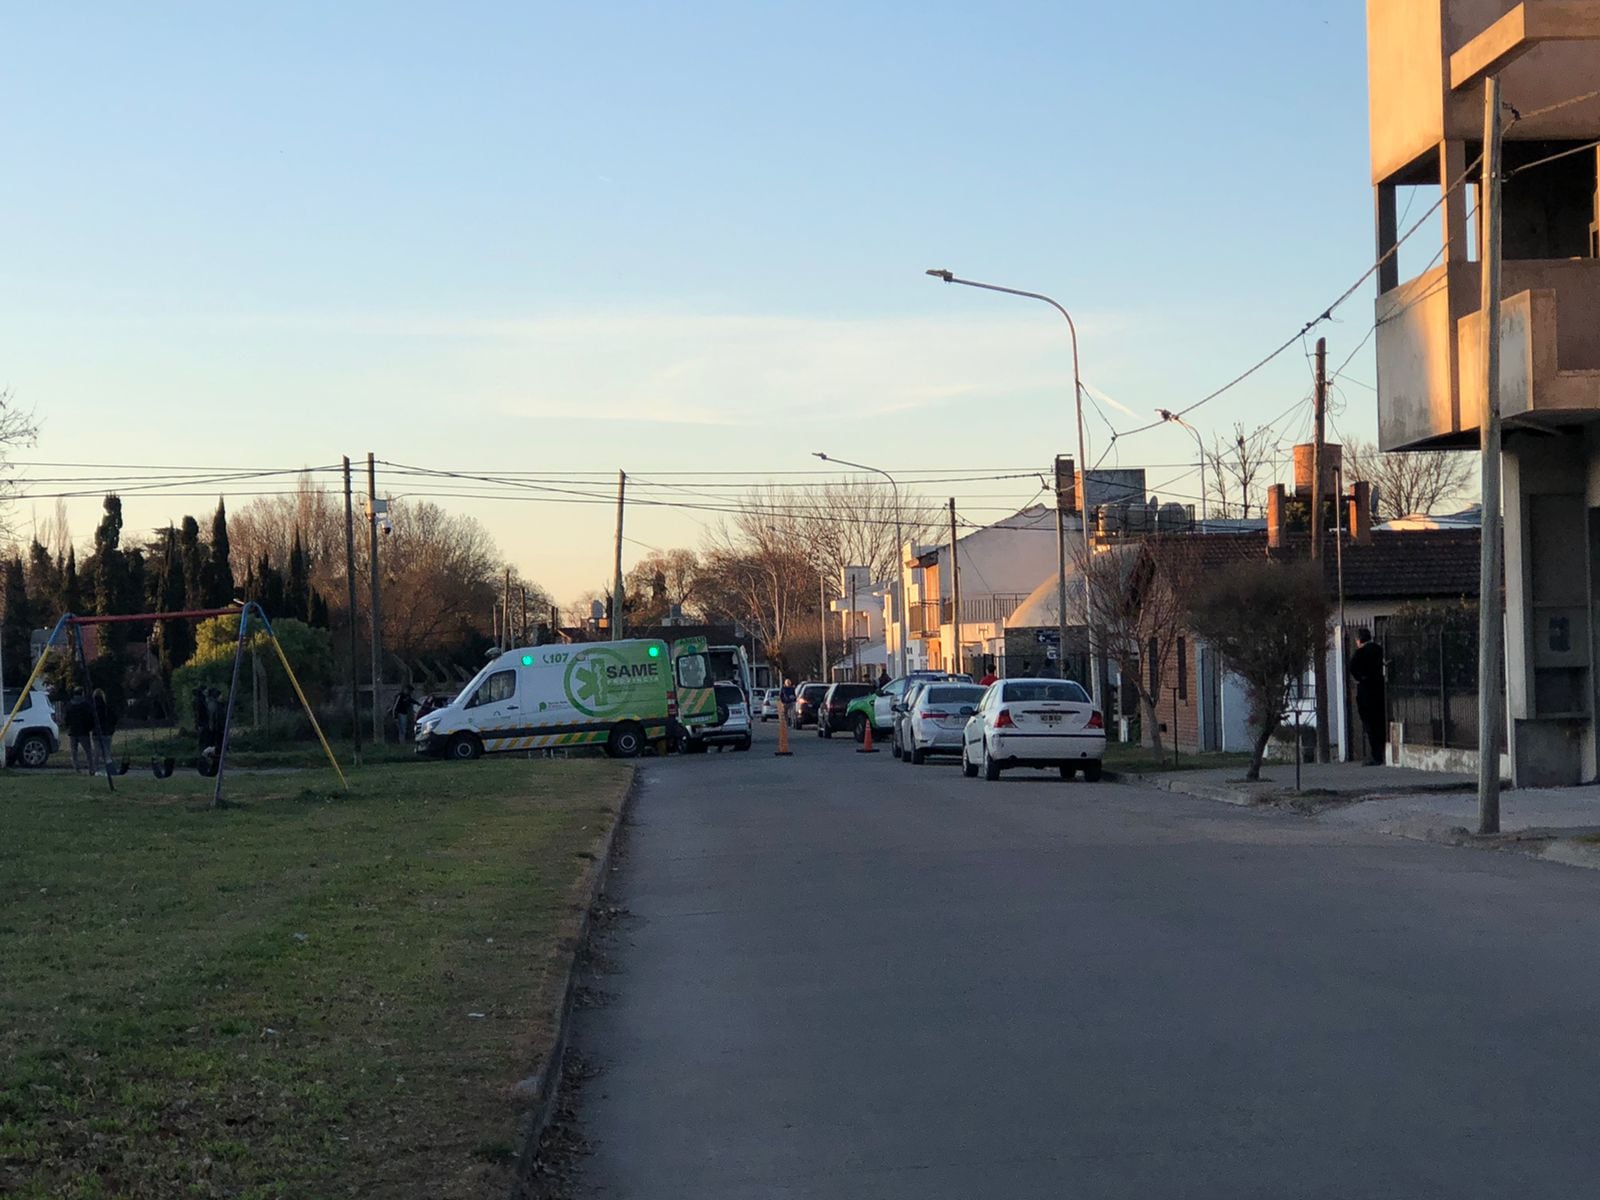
1478, 75, 1506, 834
342, 457, 361, 765
819, 573, 828, 683
611, 470, 626, 641
948, 498, 962, 675
503, 568, 513, 651
1312, 336, 1331, 763
366, 452, 382, 744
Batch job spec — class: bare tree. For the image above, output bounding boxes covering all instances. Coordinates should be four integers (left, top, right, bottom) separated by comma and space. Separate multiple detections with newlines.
1076, 537, 1198, 754
1187, 559, 1330, 780
0, 388, 39, 540
1205, 423, 1276, 519
624, 548, 703, 624
699, 513, 817, 675
1342, 438, 1477, 520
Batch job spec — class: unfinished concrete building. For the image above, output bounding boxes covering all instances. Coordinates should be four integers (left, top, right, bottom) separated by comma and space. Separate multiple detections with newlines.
1368, 1, 1600, 784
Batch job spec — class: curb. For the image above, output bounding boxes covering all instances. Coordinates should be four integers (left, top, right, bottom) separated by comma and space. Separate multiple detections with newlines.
508, 765, 640, 1196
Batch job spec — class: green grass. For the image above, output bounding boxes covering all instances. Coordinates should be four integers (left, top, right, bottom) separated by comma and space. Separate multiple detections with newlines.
0, 755, 631, 1199
1104, 743, 1253, 776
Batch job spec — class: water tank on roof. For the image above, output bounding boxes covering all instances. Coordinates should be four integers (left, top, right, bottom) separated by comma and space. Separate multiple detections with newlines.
1098, 502, 1128, 536
1293, 443, 1342, 498
1157, 502, 1190, 533
1124, 501, 1152, 535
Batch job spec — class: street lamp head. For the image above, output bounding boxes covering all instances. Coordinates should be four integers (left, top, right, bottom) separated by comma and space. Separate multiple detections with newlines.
925, 268, 953, 282
813, 452, 829, 461
1156, 408, 1176, 422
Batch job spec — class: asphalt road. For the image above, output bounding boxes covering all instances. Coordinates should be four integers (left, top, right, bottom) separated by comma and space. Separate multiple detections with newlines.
565, 723, 1600, 1198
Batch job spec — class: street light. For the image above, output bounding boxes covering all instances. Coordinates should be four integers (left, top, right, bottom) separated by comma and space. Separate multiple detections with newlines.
1157, 408, 1208, 525
926, 268, 1101, 708
813, 452, 908, 678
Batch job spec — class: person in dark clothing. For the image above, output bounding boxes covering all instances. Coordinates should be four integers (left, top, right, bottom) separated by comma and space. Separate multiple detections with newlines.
393, 685, 417, 744
876, 669, 891, 690
204, 687, 225, 754
1349, 627, 1387, 765
91, 688, 117, 769
64, 688, 95, 773
192, 686, 212, 752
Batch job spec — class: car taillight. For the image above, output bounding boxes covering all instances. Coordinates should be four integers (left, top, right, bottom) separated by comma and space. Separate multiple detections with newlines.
1087, 710, 1103, 730
667, 690, 678, 718
994, 708, 1015, 728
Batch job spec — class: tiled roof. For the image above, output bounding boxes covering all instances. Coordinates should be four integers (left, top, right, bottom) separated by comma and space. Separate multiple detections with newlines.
1143, 528, 1481, 601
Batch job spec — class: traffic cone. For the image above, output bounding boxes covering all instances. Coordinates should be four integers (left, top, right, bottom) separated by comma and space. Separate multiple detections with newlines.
775, 705, 794, 757
857, 719, 879, 754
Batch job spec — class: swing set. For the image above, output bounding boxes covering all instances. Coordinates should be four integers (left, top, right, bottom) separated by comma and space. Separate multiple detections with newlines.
0, 601, 346, 807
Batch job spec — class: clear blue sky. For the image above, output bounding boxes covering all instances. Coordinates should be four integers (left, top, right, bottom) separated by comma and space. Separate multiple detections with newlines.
1, 2, 1388, 602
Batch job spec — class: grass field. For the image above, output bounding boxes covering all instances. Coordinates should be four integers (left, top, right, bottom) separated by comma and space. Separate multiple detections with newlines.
0, 755, 632, 1199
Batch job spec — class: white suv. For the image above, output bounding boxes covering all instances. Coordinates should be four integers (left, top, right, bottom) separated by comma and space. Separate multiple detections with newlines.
3, 688, 61, 769
681, 682, 753, 753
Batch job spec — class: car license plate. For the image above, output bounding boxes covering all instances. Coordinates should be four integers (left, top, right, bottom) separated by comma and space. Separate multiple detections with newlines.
1041, 713, 1062, 725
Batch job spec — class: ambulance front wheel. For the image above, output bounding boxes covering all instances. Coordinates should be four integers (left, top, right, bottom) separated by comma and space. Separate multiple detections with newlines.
447, 734, 483, 761
607, 721, 646, 759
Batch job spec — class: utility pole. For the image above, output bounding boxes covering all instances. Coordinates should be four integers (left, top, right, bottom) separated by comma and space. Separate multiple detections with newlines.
850, 571, 859, 678
819, 572, 829, 683
612, 470, 626, 641
367, 453, 382, 743
503, 568, 513, 650
1054, 456, 1072, 682
1478, 74, 1506, 834
948, 498, 962, 675
342, 457, 361, 765
1311, 336, 1331, 764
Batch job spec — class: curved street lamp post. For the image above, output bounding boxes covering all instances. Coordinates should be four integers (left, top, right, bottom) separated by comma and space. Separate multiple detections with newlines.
925, 269, 1102, 708
813, 452, 908, 679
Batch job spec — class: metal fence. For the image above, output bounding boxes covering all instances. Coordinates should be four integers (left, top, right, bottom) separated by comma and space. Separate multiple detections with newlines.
1376, 617, 1485, 751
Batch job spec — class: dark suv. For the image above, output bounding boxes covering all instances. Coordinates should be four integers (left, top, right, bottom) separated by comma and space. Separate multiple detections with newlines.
791, 682, 828, 728
817, 682, 873, 738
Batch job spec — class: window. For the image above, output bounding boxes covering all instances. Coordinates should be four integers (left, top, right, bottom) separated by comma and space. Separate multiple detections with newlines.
1001, 681, 1089, 703
1148, 637, 1159, 695
468, 670, 515, 708
1177, 637, 1188, 701
676, 653, 708, 689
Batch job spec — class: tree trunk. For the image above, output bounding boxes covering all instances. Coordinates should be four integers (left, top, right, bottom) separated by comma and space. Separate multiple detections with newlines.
1247, 716, 1279, 781
1141, 692, 1162, 754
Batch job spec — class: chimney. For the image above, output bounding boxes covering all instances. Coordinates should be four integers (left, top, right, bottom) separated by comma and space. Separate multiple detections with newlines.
1267, 483, 1288, 549
1348, 480, 1373, 545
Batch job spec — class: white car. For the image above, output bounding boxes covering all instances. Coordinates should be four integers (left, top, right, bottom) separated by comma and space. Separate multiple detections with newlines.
759, 689, 779, 722
961, 678, 1105, 782
3, 688, 60, 768
682, 682, 753, 752
904, 682, 988, 765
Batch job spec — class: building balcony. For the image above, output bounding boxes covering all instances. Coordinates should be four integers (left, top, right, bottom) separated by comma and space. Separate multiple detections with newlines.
909, 594, 1029, 638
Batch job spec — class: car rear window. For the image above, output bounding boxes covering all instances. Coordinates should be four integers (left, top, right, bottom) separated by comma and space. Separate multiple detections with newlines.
714, 684, 745, 705
925, 685, 986, 704
831, 684, 871, 700
799, 684, 827, 699
1002, 681, 1089, 703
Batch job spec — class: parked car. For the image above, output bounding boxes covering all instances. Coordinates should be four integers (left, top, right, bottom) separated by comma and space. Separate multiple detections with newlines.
904, 682, 989, 765
791, 682, 827, 728
682, 682, 753, 752
846, 671, 972, 741
758, 689, 779, 722
2, 688, 60, 768
818, 681, 874, 738
961, 678, 1105, 781
890, 681, 930, 759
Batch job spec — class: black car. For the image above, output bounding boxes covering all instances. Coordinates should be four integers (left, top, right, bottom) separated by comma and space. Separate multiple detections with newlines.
817, 681, 873, 738
791, 682, 828, 728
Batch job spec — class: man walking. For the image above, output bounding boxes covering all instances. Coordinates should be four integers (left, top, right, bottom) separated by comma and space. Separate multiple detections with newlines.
64, 687, 94, 773
1349, 627, 1387, 766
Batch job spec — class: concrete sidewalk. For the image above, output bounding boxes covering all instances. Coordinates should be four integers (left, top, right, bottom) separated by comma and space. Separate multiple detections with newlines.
1141, 761, 1600, 868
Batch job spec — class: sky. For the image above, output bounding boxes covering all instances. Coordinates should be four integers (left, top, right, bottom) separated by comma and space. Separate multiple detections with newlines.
0, 2, 1400, 604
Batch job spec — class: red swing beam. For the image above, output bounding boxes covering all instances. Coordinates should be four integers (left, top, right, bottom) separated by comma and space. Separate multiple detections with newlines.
66, 608, 243, 626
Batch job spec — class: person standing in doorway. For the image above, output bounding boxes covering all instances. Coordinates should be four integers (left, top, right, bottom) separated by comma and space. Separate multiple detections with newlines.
1349, 627, 1387, 766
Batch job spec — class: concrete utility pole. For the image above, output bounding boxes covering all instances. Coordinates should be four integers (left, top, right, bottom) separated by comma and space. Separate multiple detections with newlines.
1054, 456, 1072, 680
612, 470, 626, 641
503, 568, 513, 651
1311, 337, 1331, 764
948, 498, 962, 675
1477, 75, 1506, 834
819, 572, 829, 682
342, 457, 362, 765
366, 452, 382, 743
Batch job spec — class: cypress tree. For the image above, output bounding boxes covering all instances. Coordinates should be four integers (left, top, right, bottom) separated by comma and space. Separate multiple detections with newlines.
155, 527, 194, 673
27, 539, 58, 616
2, 557, 31, 687
202, 498, 235, 607
61, 548, 82, 615
178, 516, 204, 608
285, 528, 310, 622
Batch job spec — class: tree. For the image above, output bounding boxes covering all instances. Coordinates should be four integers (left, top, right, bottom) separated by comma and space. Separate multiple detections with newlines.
173, 614, 336, 708
0, 388, 39, 539
284, 527, 311, 622
178, 516, 205, 606
60, 548, 82, 615
2, 556, 31, 686
1343, 438, 1477, 521
1187, 559, 1331, 781
26, 539, 58, 620
1205, 423, 1277, 519
201, 498, 235, 607
152, 527, 195, 674
624, 548, 702, 625
1077, 538, 1197, 754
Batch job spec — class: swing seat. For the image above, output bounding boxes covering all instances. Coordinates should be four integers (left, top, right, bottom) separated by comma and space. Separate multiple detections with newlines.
151, 757, 176, 779
196, 755, 220, 778
105, 759, 129, 777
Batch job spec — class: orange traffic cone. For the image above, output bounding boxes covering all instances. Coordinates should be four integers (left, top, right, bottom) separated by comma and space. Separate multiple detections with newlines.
857, 718, 879, 754
775, 705, 794, 757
